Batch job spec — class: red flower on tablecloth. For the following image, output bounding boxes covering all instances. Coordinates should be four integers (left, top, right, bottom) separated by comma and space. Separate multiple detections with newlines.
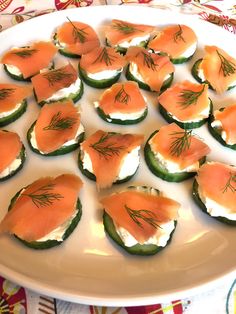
55, 0, 93, 10
0, 0, 13, 12
0, 276, 27, 313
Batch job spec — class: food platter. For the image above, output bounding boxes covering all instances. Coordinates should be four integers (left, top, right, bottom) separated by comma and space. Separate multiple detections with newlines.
0, 5, 236, 306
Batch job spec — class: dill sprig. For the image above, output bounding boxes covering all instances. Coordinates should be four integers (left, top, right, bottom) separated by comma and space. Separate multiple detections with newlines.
13, 49, 38, 58
67, 17, 88, 44
140, 51, 158, 71
22, 183, 64, 208
125, 205, 161, 229
173, 24, 185, 43
90, 133, 124, 159
179, 85, 205, 109
42, 68, 74, 86
114, 85, 131, 104
169, 129, 192, 157
43, 111, 77, 131
216, 50, 236, 77
112, 21, 142, 34
0, 88, 15, 100
222, 172, 236, 193
92, 47, 117, 66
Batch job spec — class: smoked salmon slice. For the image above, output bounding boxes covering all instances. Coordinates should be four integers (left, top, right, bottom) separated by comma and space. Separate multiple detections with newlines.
1, 41, 58, 79
213, 104, 236, 144
0, 174, 83, 241
148, 24, 197, 59
79, 46, 126, 73
31, 63, 78, 103
196, 162, 236, 213
105, 19, 154, 46
34, 100, 81, 154
100, 189, 179, 244
55, 19, 100, 56
199, 46, 236, 94
97, 81, 146, 115
0, 130, 22, 173
80, 130, 144, 188
126, 46, 174, 92
0, 83, 32, 113
149, 123, 210, 169
158, 81, 209, 121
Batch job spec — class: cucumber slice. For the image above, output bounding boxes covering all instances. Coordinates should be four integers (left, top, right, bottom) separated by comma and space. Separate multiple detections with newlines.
27, 121, 85, 157
95, 106, 148, 125
153, 51, 194, 64
53, 33, 81, 59
8, 191, 82, 249
0, 100, 27, 127
105, 38, 148, 55
125, 64, 173, 92
208, 108, 236, 150
158, 99, 213, 130
79, 65, 121, 89
192, 179, 236, 226
144, 130, 206, 182
191, 59, 236, 92
77, 148, 139, 184
0, 145, 26, 182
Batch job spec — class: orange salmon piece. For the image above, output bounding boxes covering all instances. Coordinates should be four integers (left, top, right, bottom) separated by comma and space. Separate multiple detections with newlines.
31, 63, 78, 103
150, 123, 210, 169
35, 100, 81, 153
81, 130, 144, 189
0, 174, 83, 241
158, 81, 209, 121
148, 24, 197, 59
196, 162, 236, 213
100, 190, 179, 244
0, 84, 32, 113
0, 130, 22, 173
214, 104, 236, 144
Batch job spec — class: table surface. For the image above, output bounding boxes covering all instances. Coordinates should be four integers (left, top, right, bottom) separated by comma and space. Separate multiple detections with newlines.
0, 1, 236, 313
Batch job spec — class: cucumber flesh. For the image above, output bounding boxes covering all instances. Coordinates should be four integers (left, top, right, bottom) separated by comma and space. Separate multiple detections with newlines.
0, 100, 27, 127
192, 180, 236, 226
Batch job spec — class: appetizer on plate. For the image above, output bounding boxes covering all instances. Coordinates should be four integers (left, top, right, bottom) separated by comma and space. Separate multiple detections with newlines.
208, 103, 236, 150
148, 24, 197, 64
79, 46, 126, 88
94, 81, 148, 124
144, 123, 210, 182
31, 63, 83, 106
0, 174, 83, 249
193, 162, 236, 225
1, 41, 57, 81
78, 130, 144, 189
125, 46, 174, 92
53, 18, 100, 58
191, 46, 236, 93
0, 130, 26, 182
101, 185, 180, 255
0, 83, 32, 127
158, 80, 212, 129
27, 100, 84, 156
105, 19, 154, 54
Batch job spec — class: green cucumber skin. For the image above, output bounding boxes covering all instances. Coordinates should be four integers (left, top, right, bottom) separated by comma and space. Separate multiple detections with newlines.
192, 180, 236, 226
53, 33, 81, 59
79, 65, 121, 89
8, 190, 83, 249
36, 81, 84, 107
158, 99, 213, 130
0, 100, 27, 127
125, 65, 174, 92
171, 54, 194, 64
77, 149, 138, 184
191, 59, 236, 92
0, 146, 26, 182
96, 107, 148, 125
208, 110, 236, 150
103, 211, 177, 256
27, 121, 85, 157
144, 130, 206, 182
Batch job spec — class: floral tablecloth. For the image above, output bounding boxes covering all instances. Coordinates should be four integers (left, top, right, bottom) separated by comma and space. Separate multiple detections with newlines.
0, 1, 236, 313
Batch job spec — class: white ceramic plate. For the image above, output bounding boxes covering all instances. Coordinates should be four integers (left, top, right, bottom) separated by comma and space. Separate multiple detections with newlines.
0, 5, 236, 307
